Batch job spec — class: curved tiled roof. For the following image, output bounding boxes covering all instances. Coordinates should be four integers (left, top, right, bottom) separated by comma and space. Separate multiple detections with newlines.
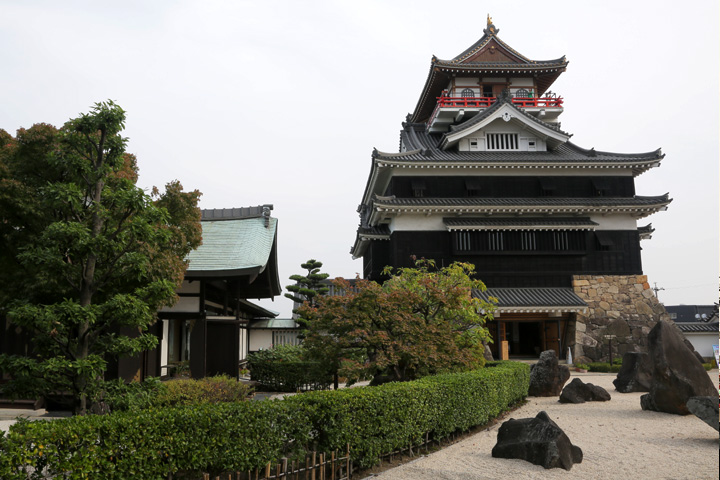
187, 216, 277, 276
473, 288, 587, 310
374, 195, 670, 208
444, 217, 598, 230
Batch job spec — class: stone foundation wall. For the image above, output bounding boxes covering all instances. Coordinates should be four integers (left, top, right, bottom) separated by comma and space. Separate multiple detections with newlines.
571, 275, 671, 363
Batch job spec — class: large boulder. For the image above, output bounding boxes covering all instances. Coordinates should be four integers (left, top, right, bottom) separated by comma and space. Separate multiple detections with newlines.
559, 378, 611, 403
492, 411, 583, 470
639, 321, 716, 415
686, 396, 719, 432
613, 352, 653, 393
528, 350, 570, 397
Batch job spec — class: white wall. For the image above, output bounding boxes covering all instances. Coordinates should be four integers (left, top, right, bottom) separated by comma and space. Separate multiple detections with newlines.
249, 329, 273, 352
683, 333, 718, 359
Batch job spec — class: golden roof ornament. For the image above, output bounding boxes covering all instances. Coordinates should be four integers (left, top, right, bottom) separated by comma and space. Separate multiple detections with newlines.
484, 14, 498, 36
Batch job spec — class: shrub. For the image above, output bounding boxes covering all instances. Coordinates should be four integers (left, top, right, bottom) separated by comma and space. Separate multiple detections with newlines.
248, 345, 332, 392
0, 361, 529, 478
99, 376, 252, 413
100, 377, 167, 412
155, 376, 253, 406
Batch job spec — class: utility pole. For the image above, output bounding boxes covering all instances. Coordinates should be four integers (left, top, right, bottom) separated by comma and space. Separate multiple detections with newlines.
652, 282, 665, 302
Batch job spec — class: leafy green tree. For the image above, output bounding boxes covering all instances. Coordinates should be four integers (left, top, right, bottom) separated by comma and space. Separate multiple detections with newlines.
0, 101, 202, 414
284, 259, 329, 326
299, 261, 496, 384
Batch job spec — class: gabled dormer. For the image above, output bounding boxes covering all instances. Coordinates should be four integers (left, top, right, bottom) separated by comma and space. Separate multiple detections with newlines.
411, 16, 568, 133
440, 91, 571, 151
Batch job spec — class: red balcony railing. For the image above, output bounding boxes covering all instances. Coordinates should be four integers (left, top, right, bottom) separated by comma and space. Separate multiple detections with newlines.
436, 95, 564, 109
427, 94, 563, 129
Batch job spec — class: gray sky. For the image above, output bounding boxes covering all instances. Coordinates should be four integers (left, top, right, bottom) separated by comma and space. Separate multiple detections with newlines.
1, 0, 717, 317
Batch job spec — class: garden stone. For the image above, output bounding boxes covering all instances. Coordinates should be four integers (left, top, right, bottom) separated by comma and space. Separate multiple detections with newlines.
686, 396, 719, 432
613, 352, 652, 393
492, 411, 583, 470
528, 350, 570, 397
559, 378, 611, 403
639, 321, 716, 415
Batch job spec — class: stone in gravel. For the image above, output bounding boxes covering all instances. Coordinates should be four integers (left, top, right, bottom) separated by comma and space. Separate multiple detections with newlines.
492, 410, 583, 470
613, 352, 652, 393
640, 321, 716, 415
559, 378, 611, 403
686, 396, 720, 432
528, 350, 570, 397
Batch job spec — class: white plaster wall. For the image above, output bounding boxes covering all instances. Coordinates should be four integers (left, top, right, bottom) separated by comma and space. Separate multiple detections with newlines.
589, 214, 638, 230
160, 320, 169, 375
390, 215, 446, 231
239, 328, 248, 361
454, 78, 479, 87
160, 296, 200, 313
509, 78, 534, 87
249, 330, 273, 352
682, 333, 718, 359
481, 77, 506, 83
177, 281, 200, 294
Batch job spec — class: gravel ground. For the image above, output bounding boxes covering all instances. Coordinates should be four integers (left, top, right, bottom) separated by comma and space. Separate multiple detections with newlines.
369, 371, 719, 480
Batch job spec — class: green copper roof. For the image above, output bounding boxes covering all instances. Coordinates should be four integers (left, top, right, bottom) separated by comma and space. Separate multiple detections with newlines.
186, 216, 278, 276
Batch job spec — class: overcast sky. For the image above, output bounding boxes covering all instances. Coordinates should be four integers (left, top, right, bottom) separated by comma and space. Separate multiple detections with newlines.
1, 0, 718, 317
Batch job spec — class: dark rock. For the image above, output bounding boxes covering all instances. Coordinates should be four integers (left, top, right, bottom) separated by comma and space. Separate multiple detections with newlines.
640, 321, 716, 415
682, 337, 706, 365
528, 350, 570, 397
492, 411, 583, 470
559, 378, 611, 403
613, 352, 653, 393
686, 396, 720, 432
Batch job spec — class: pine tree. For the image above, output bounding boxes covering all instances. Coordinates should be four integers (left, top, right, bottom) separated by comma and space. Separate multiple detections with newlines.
284, 259, 329, 327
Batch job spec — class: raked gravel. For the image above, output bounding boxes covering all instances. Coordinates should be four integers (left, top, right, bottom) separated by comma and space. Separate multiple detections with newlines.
369, 370, 719, 480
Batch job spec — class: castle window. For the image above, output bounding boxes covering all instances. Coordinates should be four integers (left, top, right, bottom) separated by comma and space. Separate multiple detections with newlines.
515, 88, 531, 98
411, 178, 426, 197
482, 85, 493, 97
521, 231, 537, 251
488, 231, 504, 251
465, 178, 482, 197
455, 231, 472, 251
553, 231, 569, 250
487, 133, 518, 151
538, 177, 556, 196
460, 88, 475, 98
595, 231, 615, 251
592, 178, 610, 197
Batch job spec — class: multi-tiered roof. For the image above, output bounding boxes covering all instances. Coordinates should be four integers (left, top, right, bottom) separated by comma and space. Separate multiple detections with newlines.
352, 18, 671, 261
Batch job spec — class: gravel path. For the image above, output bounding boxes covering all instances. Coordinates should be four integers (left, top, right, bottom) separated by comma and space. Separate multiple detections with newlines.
369, 371, 719, 480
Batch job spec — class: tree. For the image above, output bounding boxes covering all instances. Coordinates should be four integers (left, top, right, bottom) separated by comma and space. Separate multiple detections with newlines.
299, 260, 496, 384
0, 101, 202, 414
284, 259, 329, 327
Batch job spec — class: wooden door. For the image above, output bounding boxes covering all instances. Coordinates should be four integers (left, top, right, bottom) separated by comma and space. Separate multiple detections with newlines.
543, 321, 560, 356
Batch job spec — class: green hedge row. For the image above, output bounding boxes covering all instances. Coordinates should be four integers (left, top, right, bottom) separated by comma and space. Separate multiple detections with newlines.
0, 361, 529, 478
249, 360, 332, 392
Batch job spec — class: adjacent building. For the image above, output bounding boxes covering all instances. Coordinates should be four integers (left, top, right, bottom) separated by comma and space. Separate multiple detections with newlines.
351, 18, 672, 362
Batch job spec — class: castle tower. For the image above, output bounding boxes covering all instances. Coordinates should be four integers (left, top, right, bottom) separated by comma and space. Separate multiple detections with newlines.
351, 18, 671, 362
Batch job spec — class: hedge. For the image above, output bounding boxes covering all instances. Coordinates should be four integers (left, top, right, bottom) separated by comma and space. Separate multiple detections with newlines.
0, 361, 529, 478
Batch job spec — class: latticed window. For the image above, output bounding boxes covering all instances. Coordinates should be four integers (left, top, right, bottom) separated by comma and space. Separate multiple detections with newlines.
455, 231, 472, 251
272, 330, 300, 347
515, 88, 531, 98
487, 133, 519, 150
489, 231, 504, 251
460, 88, 475, 98
553, 231, 569, 250
521, 231, 537, 250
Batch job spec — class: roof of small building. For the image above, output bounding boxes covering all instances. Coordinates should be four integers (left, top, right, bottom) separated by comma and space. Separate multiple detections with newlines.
473, 287, 587, 313
249, 318, 300, 329
675, 322, 719, 333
